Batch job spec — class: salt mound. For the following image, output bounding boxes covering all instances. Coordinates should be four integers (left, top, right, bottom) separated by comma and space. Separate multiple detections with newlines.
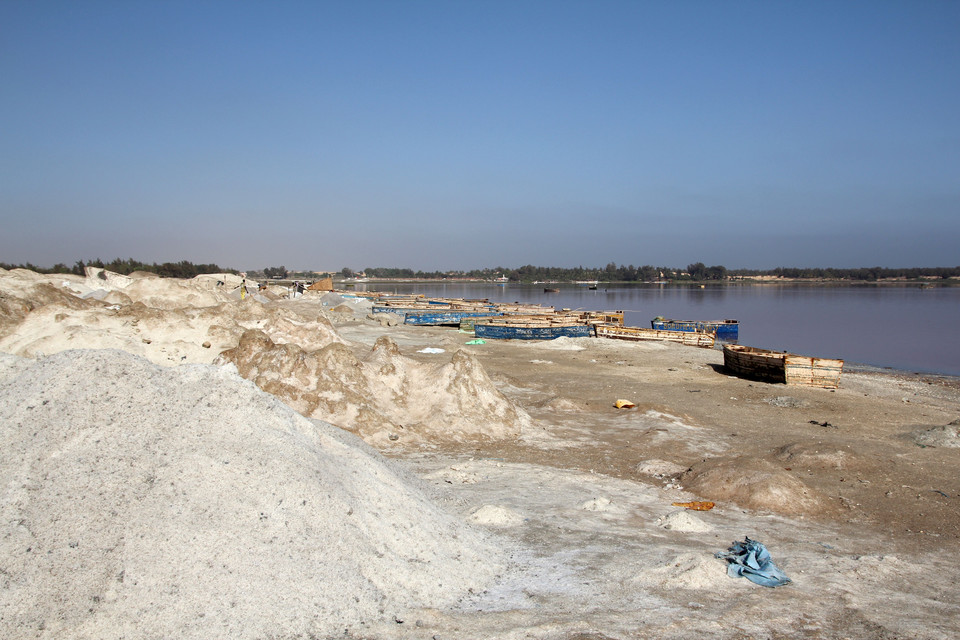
0, 272, 98, 339
681, 456, 828, 516
468, 505, 525, 527
629, 552, 732, 591
775, 442, 855, 469
0, 350, 504, 639
635, 459, 688, 478
657, 509, 713, 532
321, 292, 346, 306
579, 496, 612, 511
218, 332, 531, 444
0, 290, 343, 366
912, 420, 960, 448
81, 268, 246, 309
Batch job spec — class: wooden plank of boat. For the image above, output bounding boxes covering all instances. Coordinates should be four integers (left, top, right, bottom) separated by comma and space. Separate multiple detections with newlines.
723, 344, 843, 388
652, 317, 739, 339
595, 324, 716, 348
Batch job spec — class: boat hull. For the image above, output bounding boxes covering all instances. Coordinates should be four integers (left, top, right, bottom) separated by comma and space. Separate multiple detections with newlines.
651, 318, 738, 340
474, 323, 593, 340
723, 344, 843, 388
595, 324, 715, 348
402, 310, 500, 326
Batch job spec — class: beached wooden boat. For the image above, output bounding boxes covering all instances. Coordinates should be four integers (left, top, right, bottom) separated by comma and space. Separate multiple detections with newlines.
401, 308, 500, 326
371, 301, 500, 326
582, 310, 624, 326
474, 315, 593, 340
495, 302, 556, 315
722, 344, 843, 388
372, 299, 493, 313
651, 317, 739, 340
595, 324, 716, 348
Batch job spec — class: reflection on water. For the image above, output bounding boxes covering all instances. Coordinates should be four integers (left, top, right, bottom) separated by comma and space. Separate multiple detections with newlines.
357, 282, 960, 376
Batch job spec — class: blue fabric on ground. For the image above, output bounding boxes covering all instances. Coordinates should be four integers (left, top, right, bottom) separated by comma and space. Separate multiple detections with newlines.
715, 537, 792, 587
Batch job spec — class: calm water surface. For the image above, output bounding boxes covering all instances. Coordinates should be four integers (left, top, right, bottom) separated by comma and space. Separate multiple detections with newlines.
356, 282, 960, 377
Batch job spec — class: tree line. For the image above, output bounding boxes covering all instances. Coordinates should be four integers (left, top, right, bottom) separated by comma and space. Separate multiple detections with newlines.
0, 258, 238, 279
5, 259, 958, 282
363, 263, 960, 282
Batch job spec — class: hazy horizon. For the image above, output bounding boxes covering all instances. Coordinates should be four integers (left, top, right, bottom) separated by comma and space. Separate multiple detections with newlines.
3, 2, 958, 271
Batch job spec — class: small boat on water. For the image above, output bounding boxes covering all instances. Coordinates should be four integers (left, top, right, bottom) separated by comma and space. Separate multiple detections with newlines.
722, 344, 843, 389
595, 324, 716, 348
474, 315, 593, 340
544, 288, 560, 293
651, 317, 739, 340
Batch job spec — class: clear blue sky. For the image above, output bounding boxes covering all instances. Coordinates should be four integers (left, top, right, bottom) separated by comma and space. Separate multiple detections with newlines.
2, 1, 958, 272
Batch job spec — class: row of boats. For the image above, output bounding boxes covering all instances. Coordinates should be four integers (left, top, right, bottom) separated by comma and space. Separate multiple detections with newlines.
354, 292, 842, 388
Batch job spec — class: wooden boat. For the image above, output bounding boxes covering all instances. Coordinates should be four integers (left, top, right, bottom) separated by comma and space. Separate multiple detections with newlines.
595, 324, 715, 348
495, 302, 556, 315
582, 310, 624, 326
474, 315, 593, 340
544, 288, 560, 293
722, 344, 843, 388
402, 309, 501, 326
371, 301, 499, 326
651, 317, 739, 340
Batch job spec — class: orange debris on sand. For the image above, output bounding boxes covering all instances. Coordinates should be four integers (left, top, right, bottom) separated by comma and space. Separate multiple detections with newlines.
671, 501, 715, 511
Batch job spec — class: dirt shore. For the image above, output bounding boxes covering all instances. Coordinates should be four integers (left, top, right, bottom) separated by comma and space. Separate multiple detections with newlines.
335, 314, 960, 551
329, 308, 960, 638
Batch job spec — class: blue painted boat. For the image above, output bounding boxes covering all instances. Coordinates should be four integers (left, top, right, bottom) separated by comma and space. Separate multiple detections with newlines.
473, 316, 594, 340
651, 317, 739, 340
402, 309, 501, 326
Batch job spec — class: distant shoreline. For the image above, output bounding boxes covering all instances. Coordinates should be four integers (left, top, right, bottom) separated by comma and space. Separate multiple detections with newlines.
332, 277, 957, 287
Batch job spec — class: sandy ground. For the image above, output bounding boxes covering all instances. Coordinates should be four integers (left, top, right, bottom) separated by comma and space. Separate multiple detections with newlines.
323, 303, 960, 639
2, 269, 959, 639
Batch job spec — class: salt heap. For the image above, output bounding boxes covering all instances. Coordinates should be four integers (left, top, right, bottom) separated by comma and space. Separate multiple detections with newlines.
0, 268, 342, 366
219, 332, 531, 444
0, 349, 504, 639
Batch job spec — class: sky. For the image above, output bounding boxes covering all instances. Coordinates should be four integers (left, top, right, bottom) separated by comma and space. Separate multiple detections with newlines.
2, 1, 958, 272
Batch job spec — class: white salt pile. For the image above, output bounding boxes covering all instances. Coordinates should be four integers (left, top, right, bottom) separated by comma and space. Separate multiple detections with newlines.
0, 349, 505, 639
0, 269, 343, 367
219, 332, 531, 444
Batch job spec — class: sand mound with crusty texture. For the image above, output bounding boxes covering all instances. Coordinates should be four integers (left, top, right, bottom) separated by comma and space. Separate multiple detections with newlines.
912, 419, 960, 448
0, 349, 505, 640
218, 332, 531, 444
681, 456, 829, 516
0, 268, 342, 367
0, 271, 99, 338
775, 441, 861, 470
